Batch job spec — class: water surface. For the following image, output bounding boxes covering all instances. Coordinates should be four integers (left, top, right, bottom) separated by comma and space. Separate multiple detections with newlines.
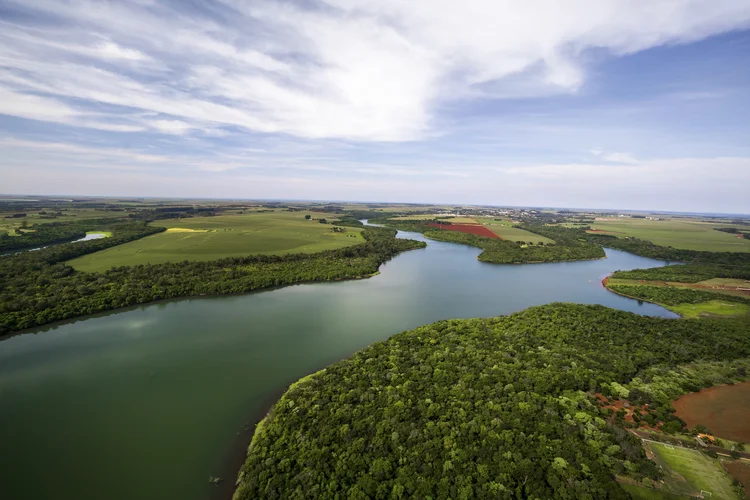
0, 231, 108, 256
0, 229, 676, 500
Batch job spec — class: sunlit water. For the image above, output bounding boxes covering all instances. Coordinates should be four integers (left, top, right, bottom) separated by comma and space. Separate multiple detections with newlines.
0, 228, 676, 500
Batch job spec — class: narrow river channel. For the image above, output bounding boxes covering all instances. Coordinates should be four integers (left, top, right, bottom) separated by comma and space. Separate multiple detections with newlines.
0, 227, 676, 500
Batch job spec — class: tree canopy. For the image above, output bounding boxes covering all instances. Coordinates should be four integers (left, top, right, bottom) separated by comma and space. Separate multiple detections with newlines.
233, 304, 750, 500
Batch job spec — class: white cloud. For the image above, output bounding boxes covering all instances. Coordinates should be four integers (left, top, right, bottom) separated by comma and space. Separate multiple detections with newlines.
2, 137, 749, 213
97, 41, 148, 61
601, 152, 639, 164
0, 0, 749, 141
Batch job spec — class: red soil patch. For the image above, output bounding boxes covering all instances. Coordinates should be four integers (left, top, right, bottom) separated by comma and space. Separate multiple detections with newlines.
724, 462, 750, 497
427, 223, 502, 239
672, 382, 750, 443
593, 394, 659, 430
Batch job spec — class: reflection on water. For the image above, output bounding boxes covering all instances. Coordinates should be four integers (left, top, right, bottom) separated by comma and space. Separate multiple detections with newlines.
0, 229, 676, 500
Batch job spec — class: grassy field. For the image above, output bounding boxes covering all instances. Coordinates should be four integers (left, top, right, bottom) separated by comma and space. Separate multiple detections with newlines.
68, 211, 363, 272
670, 300, 750, 319
605, 277, 750, 318
619, 482, 690, 499
646, 441, 740, 499
480, 219, 555, 244
589, 218, 750, 252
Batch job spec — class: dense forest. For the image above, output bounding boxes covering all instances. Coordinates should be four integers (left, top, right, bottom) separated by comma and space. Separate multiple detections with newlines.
233, 304, 750, 500
0, 225, 424, 335
376, 218, 605, 264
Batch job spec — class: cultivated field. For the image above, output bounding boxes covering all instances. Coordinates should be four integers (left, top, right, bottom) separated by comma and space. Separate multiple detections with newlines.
589, 218, 750, 252
673, 382, 750, 443
480, 219, 555, 244
646, 441, 740, 499
68, 211, 363, 272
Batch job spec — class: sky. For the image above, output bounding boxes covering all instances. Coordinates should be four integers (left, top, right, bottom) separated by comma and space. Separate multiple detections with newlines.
1, 1, 750, 213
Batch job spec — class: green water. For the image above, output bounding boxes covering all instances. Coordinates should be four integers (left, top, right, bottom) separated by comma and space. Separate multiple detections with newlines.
0, 229, 676, 500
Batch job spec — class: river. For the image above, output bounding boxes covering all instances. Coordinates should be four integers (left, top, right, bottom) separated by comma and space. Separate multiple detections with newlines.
0, 231, 109, 256
0, 228, 676, 500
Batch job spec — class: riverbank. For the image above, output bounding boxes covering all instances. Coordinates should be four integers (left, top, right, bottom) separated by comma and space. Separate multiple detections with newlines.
231, 303, 750, 499
0, 233, 676, 500
600, 276, 683, 314
0, 226, 424, 336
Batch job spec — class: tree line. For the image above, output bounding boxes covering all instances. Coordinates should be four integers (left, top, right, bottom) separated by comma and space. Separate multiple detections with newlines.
375, 218, 606, 264
587, 233, 749, 267
606, 283, 750, 307
0, 224, 424, 335
610, 263, 750, 282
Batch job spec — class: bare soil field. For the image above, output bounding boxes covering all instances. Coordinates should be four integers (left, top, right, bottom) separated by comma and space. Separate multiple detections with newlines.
724, 462, 750, 497
427, 222, 501, 239
673, 382, 750, 443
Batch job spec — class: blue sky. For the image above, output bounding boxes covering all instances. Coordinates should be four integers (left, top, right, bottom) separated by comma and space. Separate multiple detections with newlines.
1, 0, 750, 213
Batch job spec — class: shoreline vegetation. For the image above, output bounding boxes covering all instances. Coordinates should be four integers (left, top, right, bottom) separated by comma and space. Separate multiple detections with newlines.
4, 210, 748, 335
375, 217, 607, 264
232, 303, 750, 499
601, 261, 750, 319
0, 223, 425, 336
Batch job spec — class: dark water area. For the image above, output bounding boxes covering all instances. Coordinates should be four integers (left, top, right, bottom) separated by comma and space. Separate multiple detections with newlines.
0, 228, 676, 500
0, 231, 108, 256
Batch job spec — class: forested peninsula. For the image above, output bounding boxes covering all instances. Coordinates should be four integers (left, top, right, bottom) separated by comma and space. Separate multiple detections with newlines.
0, 224, 424, 335
376, 218, 605, 264
233, 304, 750, 499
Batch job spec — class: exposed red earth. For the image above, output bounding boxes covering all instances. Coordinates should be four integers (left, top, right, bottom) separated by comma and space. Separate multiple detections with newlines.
427, 223, 502, 239
672, 382, 750, 443
724, 462, 750, 497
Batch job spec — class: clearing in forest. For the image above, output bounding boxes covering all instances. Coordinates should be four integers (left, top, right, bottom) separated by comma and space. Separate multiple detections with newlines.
672, 382, 750, 443
68, 211, 363, 272
644, 441, 740, 499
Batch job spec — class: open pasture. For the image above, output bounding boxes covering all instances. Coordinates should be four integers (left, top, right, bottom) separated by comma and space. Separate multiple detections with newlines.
669, 300, 750, 319
589, 218, 750, 252
480, 219, 556, 244
68, 211, 363, 272
646, 441, 740, 499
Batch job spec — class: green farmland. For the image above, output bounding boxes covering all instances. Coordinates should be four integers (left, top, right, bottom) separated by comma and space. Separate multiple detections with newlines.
68, 211, 363, 272
480, 219, 555, 244
589, 218, 750, 252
